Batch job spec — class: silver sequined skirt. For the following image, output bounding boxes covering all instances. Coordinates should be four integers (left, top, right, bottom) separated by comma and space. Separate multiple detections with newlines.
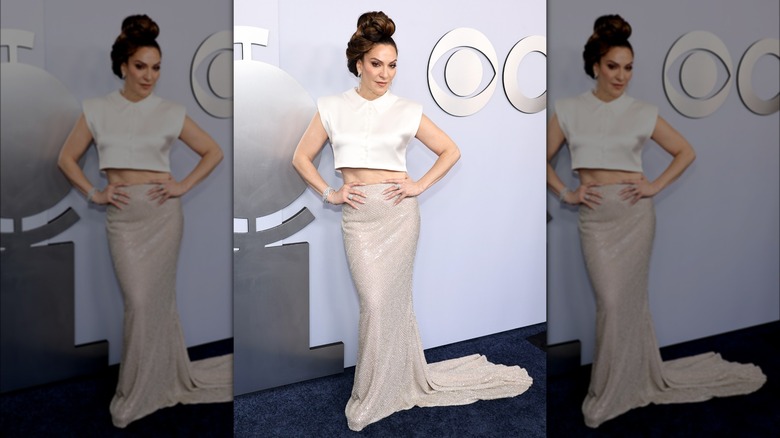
342, 184, 532, 431
578, 184, 765, 428
105, 184, 231, 428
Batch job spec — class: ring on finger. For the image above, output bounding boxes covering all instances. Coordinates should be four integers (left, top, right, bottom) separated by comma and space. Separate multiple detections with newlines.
395, 184, 401, 190
112, 194, 119, 200
348, 194, 354, 200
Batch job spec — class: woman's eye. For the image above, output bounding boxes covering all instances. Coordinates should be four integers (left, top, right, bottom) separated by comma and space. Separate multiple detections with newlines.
372, 62, 380, 67
390, 64, 397, 69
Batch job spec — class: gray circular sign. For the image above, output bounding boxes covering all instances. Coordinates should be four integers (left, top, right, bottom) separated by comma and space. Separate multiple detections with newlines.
233, 60, 317, 219
1, 62, 80, 219
737, 38, 780, 115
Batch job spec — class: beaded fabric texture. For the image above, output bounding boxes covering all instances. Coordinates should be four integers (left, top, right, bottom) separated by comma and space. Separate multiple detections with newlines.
341, 184, 533, 431
578, 184, 766, 428
106, 184, 232, 428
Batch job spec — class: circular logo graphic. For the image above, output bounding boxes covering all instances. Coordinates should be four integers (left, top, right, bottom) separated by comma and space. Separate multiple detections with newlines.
503, 35, 546, 114
663, 31, 733, 118
233, 27, 318, 220
1, 30, 80, 220
191, 30, 232, 118
737, 38, 780, 115
428, 28, 498, 117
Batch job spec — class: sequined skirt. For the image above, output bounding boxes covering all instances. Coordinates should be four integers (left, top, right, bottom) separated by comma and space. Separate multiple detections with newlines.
106, 184, 231, 428
342, 184, 532, 431
578, 184, 765, 428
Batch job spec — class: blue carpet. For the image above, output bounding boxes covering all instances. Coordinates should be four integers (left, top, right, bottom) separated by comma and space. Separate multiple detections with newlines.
0, 339, 233, 437
234, 322, 547, 437
548, 321, 779, 437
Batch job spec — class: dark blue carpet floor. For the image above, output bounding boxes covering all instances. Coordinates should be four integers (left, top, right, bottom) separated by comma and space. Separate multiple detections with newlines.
548, 321, 779, 437
0, 339, 233, 437
234, 322, 547, 437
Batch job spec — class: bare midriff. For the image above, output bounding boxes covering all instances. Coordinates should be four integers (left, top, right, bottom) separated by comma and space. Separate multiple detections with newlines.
340, 168, 407, 185
577, 168, 643, 185
105, 168, 172, 185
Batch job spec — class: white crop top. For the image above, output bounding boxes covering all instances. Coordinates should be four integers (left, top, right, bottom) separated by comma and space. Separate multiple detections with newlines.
83, 91, 185, 172
317, 88, 423, 172
555, 92, 658, 172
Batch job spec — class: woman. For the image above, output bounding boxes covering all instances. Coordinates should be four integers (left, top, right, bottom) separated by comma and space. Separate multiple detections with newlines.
58, 15, 231, 428
292, 11, 533, 432
547, 14, 766, 428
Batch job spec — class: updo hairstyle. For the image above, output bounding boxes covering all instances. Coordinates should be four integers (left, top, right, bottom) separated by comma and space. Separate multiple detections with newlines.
110, 14, 161, 79
346, 11, 396, 77
582, 14, 632, 79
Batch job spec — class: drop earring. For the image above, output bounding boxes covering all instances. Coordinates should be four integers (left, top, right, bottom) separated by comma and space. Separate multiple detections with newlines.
357, 71, 362, 93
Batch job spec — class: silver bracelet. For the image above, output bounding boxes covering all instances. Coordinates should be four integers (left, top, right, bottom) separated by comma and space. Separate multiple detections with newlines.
322, 187, 335, 204
558, 187, 571, 203
87, 187, 98, 203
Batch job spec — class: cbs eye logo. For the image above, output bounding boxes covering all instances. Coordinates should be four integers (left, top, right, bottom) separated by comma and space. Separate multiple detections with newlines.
191, 30, 233, 118
663, 31, 779, 118
427, 28, 546, 117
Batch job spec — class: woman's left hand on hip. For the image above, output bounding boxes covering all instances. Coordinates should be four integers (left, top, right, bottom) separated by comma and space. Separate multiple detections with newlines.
382, 177, 422, 205
619, 175, 659, 204
148, 179, 186, 205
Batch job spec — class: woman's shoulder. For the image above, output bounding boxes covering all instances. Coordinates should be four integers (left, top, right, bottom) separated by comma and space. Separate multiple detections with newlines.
391, 93, 421, 109
82, 91, 117, 120
316, 90, 351, 114
553, 92, 592, 122
318, 89, 352, 103
619, 95, 658, 123
83, 91, 117, 108
389, 95, 422, 121
554, 92, 591, 113
154, 95, 185, 113
625, 95, 658, 112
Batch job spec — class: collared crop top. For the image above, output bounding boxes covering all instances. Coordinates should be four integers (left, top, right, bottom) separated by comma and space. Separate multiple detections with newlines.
83, 91, 185, 172
317, 88, 423, 172
555, 92, 658, 173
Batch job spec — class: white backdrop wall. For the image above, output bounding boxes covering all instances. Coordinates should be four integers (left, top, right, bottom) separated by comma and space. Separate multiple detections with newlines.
235, 0, 547, 367
547, 0, 780, 364
1, 0, 233, 364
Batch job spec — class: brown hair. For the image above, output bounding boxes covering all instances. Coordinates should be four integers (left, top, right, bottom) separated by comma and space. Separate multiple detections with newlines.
582, 14, 632, 79
110, 14, 161, 79
346, 11, 396, 77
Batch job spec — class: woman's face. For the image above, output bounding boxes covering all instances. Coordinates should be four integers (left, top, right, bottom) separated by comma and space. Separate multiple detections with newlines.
593, 46, 633, 102
356, 43, 397, 100
121, 46, 161, 102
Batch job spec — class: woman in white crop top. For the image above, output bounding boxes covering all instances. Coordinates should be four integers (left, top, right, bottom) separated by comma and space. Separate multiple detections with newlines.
57, 15, 230, 428
293, 11, 532, 432
547, 14, 764, 429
